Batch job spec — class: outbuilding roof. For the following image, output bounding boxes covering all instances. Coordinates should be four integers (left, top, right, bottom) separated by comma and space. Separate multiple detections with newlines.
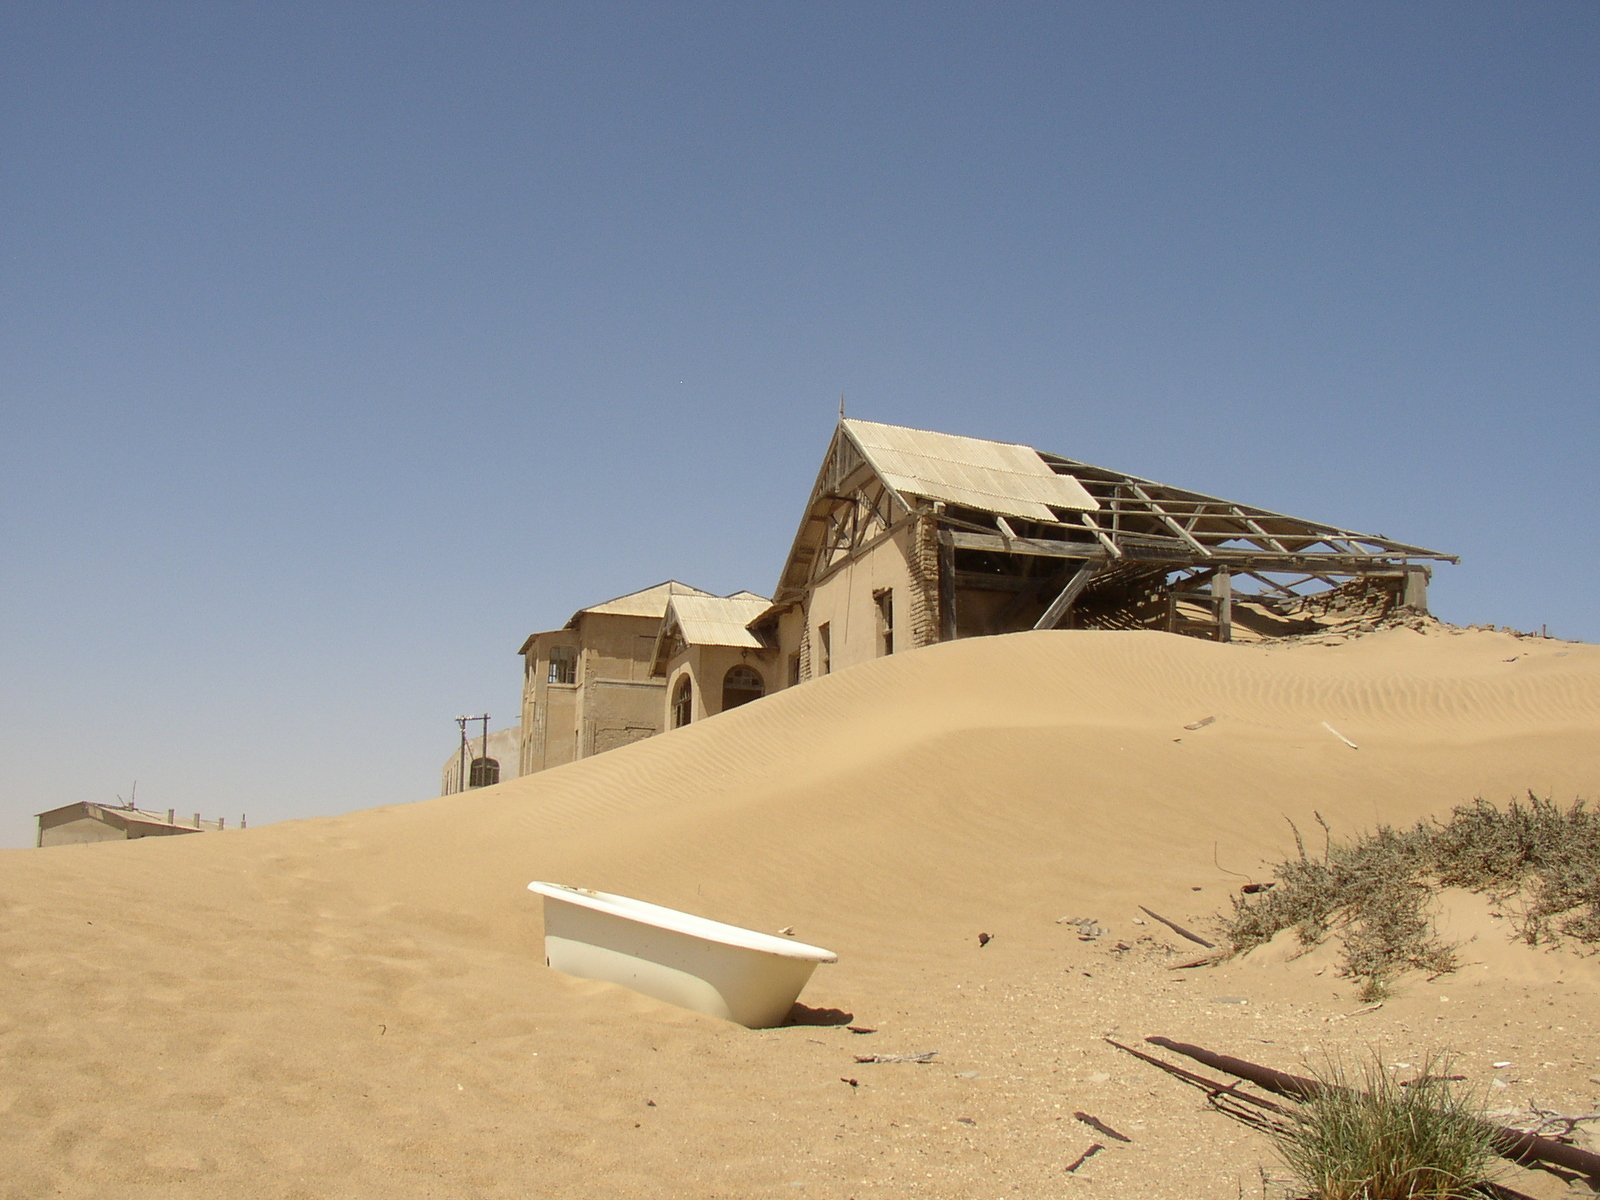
663, 592, 770, 650
650, 591, 773, 676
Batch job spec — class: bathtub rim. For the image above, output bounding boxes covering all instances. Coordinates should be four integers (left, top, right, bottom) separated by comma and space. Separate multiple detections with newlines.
527, 881, 838, 964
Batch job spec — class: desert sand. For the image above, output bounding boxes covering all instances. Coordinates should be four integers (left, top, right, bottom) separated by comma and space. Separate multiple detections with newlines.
4, 624, 1599, 1199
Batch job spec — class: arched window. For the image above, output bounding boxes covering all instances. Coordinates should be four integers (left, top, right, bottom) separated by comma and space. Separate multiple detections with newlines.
671, 675, 693, 729
468, 757, 500, 788
722, 665, 765, 712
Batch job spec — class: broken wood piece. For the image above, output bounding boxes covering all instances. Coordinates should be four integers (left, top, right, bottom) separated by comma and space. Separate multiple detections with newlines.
1105, 1038, 1291, 1117
1519, 1106, 1600, 1141
1073, 1111, 1133, 1143
1328, 1001, 1383, 1021
1320, 720, 1359, 749
1063, 1142, 1105, 1173
1144, 1036, 1600, 1183
1167, 952, 1221, 970
1183, 715, 1216, 731
853, 1051, 938, 1065
1137, 906, 1216, 949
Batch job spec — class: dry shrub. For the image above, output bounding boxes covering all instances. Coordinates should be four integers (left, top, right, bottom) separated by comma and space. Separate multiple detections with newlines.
1225, 796, 1598, 995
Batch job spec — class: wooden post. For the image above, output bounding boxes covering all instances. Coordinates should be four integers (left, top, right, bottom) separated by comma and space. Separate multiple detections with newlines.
938, 532, 957, 642
1215, 569, 1232, 643
1034, 561, 1102, 631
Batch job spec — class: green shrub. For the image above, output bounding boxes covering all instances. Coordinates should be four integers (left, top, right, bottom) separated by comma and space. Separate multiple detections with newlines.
1270, 1055, 1498, 1200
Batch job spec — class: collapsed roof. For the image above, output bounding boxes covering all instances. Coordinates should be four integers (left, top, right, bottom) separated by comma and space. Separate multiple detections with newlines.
775, 419, 1456, 632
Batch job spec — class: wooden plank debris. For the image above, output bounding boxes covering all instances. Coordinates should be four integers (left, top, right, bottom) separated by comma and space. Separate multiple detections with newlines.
1073, 1111, 1133, 1143
853, 1051, 938, 1065
1321, 720, 1359, 749
1063, 1143, 1105, 1173
1138, 906, 1216, 949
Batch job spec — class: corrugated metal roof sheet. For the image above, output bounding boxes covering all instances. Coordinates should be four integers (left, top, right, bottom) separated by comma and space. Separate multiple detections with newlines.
666, 592, 771, 649
575, 581, 714, 621
843, 419, 1097, 521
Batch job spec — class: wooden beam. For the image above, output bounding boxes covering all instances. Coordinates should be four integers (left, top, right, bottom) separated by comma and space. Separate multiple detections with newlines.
1034, 562, 1103, 630
952, 571, 1032, 592
945, 529, 1105, 561
1229, 507, 1292, 554
945, 531, 1436, 578
1128, 483, 1213, 557
1076, 512, 1124, 558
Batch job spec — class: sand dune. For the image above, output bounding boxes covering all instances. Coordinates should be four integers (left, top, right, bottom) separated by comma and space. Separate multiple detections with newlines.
4, 625, 1598, 1198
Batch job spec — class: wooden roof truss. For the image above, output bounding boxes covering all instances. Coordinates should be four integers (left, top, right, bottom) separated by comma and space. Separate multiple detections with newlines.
773, 423, 1456, 626
943, 451, 1456, 599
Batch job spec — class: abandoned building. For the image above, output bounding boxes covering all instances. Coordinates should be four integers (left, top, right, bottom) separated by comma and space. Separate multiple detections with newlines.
35, 802, 234, 847
774, 418, 1453, 659
438, 723, 522, 796
493, 417, 1455, 777
516, 581, 717, 775
650, 590, 776, 728
650, 418, 1456, 729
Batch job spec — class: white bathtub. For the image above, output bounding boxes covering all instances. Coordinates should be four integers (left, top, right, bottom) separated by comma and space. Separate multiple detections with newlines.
527, 882, 838, 1028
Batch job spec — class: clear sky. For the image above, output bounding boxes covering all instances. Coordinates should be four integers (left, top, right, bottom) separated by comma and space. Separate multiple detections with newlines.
3, 3, 1596, 847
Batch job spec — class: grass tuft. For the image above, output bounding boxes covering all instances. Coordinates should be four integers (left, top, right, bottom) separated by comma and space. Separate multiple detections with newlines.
1270, 1055, 1498, 1200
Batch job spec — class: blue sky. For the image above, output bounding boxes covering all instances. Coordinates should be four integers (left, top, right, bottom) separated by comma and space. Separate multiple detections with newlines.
3, 3, 1595, 846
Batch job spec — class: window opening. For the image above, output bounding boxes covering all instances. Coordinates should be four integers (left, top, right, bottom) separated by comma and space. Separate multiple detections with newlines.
671, 675, 693, 729
817, 622, 831, 675
722, 665, 765, 711
548, 646, 577, 685
468, 757, 499, 788
874, 589, 894, 656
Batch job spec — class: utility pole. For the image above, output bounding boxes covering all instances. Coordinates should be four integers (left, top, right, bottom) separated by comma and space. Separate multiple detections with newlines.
454, 713, 489, 791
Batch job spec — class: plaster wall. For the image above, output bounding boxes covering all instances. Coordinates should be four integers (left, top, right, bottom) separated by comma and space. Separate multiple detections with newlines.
519, 613, 670, 775
663, 646, 777, 727
520, 629, 582, 774
579, 614, 660, 684
577, 612, 669, 756
767, 604, 806, 691
802, 530, 917, 678
38, 815, 128, 847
